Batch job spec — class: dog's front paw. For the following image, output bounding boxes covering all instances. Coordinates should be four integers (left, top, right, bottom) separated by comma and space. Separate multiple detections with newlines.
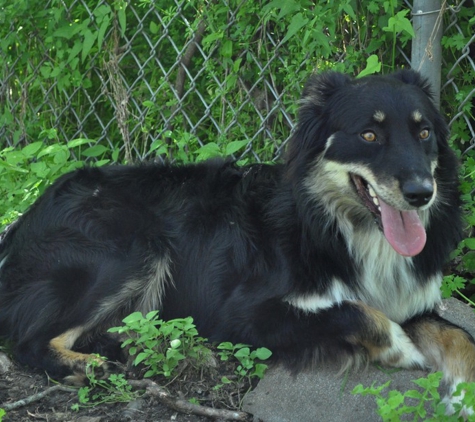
62, 357, 122, 386
442, 386, 475, 421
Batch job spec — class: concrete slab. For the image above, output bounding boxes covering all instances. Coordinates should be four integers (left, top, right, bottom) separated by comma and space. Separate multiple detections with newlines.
242, 298, 475, 422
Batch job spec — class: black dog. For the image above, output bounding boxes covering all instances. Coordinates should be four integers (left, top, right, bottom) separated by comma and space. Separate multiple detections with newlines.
0, 70, 473, 410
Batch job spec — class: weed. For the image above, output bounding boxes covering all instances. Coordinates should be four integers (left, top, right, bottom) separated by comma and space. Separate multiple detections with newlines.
352, 372, 475, 421
71, 357, 140, 410
217, 342, 272, 380
109, 311, 212, 378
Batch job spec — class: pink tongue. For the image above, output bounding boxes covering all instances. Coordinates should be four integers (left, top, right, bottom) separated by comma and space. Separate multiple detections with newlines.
379, 198, 426, 257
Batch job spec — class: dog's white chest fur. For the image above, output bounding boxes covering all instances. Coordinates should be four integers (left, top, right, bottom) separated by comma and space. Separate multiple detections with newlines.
354, 229, 441, 322
286, 225, 441, 323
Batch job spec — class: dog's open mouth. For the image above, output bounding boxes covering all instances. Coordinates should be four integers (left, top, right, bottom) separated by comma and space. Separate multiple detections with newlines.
350, 174, 427, 257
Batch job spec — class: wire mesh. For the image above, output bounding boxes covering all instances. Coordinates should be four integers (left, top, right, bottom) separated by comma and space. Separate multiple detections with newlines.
0, 1, 473, 161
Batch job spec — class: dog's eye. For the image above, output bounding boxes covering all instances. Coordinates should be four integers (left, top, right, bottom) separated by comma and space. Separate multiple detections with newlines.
361, 131, 377, 142
419, 129, 430, 140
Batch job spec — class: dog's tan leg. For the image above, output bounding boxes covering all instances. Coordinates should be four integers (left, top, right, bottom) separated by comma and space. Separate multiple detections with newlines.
49, 327, 108, 385
345, 303, 475, 415
403, 316, 475, 416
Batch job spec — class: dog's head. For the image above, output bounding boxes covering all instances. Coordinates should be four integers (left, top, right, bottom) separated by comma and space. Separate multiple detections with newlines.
286, 70, 454, 257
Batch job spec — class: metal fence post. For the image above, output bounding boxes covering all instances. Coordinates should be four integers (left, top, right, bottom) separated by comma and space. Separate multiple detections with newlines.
411, 0, 444, 108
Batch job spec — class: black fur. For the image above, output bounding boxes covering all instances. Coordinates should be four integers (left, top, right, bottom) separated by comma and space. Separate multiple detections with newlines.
0, 71, 471, 395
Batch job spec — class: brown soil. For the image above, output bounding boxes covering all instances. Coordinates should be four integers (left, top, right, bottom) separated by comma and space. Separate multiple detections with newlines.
0, 350, 256, 422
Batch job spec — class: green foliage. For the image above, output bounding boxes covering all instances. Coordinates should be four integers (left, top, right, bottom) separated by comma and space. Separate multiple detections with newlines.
109, 311, 272, 383
0, 408, 5, 421
109, 311, 212, 378
71, 357, 140, 410
0, 0, 421, 163
440, 2, 475, 305
0, 0, 117, 144
0, 140, 115, 231
353, 372, 475, 421
70, 312, 274, 410
217, 342, 272, 380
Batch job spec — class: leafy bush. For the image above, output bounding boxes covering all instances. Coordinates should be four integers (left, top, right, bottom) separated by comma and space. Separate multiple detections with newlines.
353, 372, 475, 421
109, 311, 211, 378
0, 139, 114, 230
108, 310, 272, 381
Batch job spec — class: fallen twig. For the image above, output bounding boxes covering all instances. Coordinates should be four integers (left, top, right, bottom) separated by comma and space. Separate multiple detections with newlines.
128, 379, 251, 421
1, 385, 76, 411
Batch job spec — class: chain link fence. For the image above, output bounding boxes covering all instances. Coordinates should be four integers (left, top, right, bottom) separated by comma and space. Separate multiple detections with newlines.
442, 1, 475, 150
1, 0, 474, 162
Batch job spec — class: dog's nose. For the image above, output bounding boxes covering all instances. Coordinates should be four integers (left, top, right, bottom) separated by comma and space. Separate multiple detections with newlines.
402, 179, 434, 207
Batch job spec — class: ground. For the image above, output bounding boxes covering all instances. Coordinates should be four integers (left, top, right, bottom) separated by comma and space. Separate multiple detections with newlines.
0, 349, 256, 422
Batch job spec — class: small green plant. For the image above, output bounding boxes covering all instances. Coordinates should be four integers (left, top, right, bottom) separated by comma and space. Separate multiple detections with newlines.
0, 408, 5, 421
71, 357, 140, 410
109, 311, 212, 378
352, 372, 475, 421
217, 342, 272, 380
109, 310, 272, 393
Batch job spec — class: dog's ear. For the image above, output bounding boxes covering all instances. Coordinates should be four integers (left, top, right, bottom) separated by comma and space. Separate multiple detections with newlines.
285, 72, 352, 182
389, 69, 435, 100
300, 72, 352, 116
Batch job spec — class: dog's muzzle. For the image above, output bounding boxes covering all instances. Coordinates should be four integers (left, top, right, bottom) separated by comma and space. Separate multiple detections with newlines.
350, 174, 428, 257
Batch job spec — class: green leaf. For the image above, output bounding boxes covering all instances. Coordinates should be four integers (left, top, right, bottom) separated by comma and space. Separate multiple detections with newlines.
464, 238, 475, 250
225, 140, 248, 156
262, 0, 300, 19
194, 143, 221, 162
202, 31, 223, 45
81, 29, 96, 62
282, 13, 309, 45
234, 347, 250, 358
145, 310, 159, 320
150, 21, 159, 35
462, 251, 475, 271
36, 144, 68, 159
116, 3, 127, 36
30, 162, 49, 178
97, 15, 111, 50
217, 342, 234, 350
67, 138, 94, 149
134, 351, 149, 365
122, 311, 145, 324
220, 39, 233, 59
68, 41, 82, 64
383, 10, 415, 38
254, 347, 272, 360
53, 24, 76, 39
170, 339, 181, 349
82, 145, 109, 157
441, 275, 466, 298
357, 55, 382, 78
21, 141, 44, 158
404, 389, 422, 400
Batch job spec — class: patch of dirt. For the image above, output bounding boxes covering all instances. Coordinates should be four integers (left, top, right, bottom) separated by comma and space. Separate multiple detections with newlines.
0, 351, 256, 421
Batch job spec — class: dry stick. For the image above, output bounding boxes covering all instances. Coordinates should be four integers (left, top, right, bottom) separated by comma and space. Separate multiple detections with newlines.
105, 18, 132, 162
165, 19, 207, 156
128, 379, 250, 421
1, 385, 76, 411
1, 378, 250, 420
174, 19, 207, 100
